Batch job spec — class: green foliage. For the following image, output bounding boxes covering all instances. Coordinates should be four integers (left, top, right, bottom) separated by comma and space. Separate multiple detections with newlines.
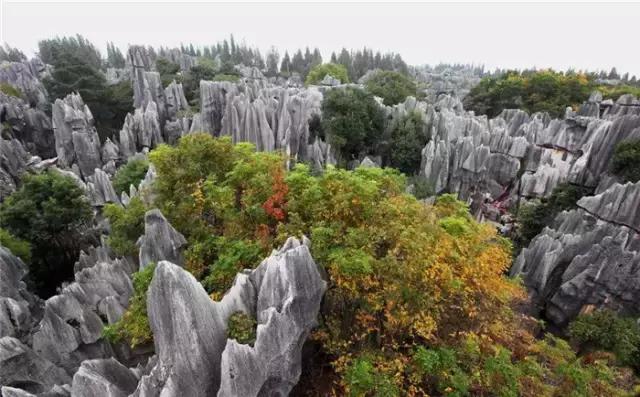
198, 238, 263, 298
517, 183, 592, 249
212, 74, 239, 82
103, 197, 147, 258
305, 63, 350, 85
0, 43, 26, 62
40, 36, 133, 140
0, 170, 92, 297
227, 311, 257, 345
611, 139, 640, 183
103, 263, 156, 348
112, 158, 149, 194
344, 357, 399, 397
0, 83, 23, 98
384, 110, 429, 174
598, 84, 640, 101
156, 58, 181, 87
464, 70, 593, 118
569, 310, 640, 372
321, 87, 385, 161
0, 228, 31, 263
409, 176, 434, 200
365, 70, 417, 106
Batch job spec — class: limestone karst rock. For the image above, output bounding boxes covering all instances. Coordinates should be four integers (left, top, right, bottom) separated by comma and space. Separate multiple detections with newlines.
416, 92, 640, 218
51, 93, 102, 179
136, 209, 186, 269
511, 180, 640, 327
70, 358, 139, 397
0, 247, 41, 341
0, 138, 29, 201
134, 237, 326, 397
0, 92, 55, 159
164, 80, 189, 121
0, 60, 48, 110
0, 337, 70, 394
31, 253, 135, 374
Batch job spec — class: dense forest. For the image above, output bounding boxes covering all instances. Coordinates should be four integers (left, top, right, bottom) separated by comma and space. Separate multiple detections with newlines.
1, 35, 640, 396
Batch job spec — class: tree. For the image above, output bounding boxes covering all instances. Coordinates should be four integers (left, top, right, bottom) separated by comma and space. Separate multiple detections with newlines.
364, 70, 417, 105
156, 58, 181, 87
280, 51, 291, 76
385, 110, 429, 174
112, 158, 149, 194
0, 171, 93, 297
106, 42, 125, 68
40, 36, 132, 140
265, 47, 279, 76
305, 63, 349, 85
0, 44, 26, 63
611, 139, 640, 183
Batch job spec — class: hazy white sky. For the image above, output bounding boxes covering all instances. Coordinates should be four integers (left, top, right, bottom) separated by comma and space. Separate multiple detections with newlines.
1, 1, 639, 74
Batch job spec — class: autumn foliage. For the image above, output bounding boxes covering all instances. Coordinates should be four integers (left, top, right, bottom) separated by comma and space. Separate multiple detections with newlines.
105, 134, 639, 395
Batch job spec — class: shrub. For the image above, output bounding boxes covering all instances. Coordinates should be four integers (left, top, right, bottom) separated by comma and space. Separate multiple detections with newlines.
227, 311, 257, 345
0, 228, 31, 263
569, 310, 640, 372
156, 58, 181, 87
112, 158, 149, 194
0, 171, 92, 297
517, 183, 592, 249
321, 87, 384, 161
384, 110, 429, 174
104, 196, 147, 257
611, 139, 640, 183
103, 263, 156, 348
464, 70, 593, 118
365, 70, 417, 106
0, 83, 22, 98
305, 63, 350, 85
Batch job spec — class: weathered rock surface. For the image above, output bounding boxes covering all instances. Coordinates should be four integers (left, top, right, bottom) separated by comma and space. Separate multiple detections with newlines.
0, 61, 48, 110
0, 247, 41, 341
511, 180, 640, 326
0, 93, 55, 159
134, 236, 326, 397
136, 209, 186, 269
70, 358, 138, 397
51, 93, 102, 179
0, 337, 70, 394
416, 92, 640, 217
31, 253, 135, 374
0, 138, 29, 201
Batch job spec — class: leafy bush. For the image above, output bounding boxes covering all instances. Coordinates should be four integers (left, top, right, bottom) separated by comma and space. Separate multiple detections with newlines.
0, 228, 31, 263
464, 70, 593, 118
0, 83, 22, 98
321, 87, 384, 161
343, 356, 398, 397
517, 183, 592, 249
305, 63, 350, 85
103, 263, 156, 348
112, 158, 149, 194
212, 74, 239, 82
0, 171, 92, 297
156, 58, 181, 87
384, 110, 429, 174
611, 139, 640, 183
569, 310, 640, 372
227, 311, 257, 345
104, 196, 147, 257
365, 70, 417, 106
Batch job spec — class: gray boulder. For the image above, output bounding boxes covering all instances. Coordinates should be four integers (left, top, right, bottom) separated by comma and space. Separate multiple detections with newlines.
0, 337, 70, 394
70, 358, 138, 397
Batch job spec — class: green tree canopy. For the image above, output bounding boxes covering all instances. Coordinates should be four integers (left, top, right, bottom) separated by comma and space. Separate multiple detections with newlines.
321, 87, 384, 161
611, 139, 640, 183
305, 63, 349, 85
0, 171, 93, 297
365, 70, 417, 106
384, 110, 429, 174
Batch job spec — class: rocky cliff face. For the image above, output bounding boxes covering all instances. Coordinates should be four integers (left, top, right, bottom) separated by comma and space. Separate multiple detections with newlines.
415, 92, 640, 218
511, 180, 640, 327
0, 60, 49, 110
